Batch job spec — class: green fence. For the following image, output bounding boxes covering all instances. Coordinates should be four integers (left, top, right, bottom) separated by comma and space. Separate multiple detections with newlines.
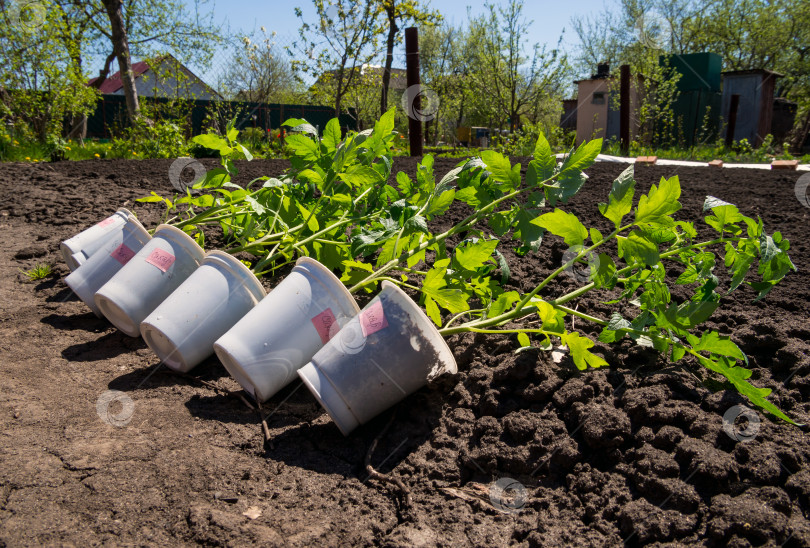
85, 94, 357, 139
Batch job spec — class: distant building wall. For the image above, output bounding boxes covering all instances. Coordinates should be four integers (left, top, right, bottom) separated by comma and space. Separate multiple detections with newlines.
721, 70, 780, 147
575, 74, 643, 145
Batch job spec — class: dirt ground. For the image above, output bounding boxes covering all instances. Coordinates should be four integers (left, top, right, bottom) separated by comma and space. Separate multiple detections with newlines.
0, 156, 809, 547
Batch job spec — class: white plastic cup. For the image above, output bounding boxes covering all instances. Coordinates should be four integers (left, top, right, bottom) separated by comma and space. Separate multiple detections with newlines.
64, 216, 151, 317
214, 257, 360, 403
60, 208, 133, 271
94, 225, 206, 337
298, 281, 457, 436
140, 251, 266, 373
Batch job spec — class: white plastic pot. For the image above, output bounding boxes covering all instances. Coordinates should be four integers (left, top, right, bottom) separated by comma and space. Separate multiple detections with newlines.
60, 208, 133, 271
64, 215, 151, 317
94, 224, 205, 337
298, 281, 457, 435
140, 251, 266, 373
214, 257, 360, 403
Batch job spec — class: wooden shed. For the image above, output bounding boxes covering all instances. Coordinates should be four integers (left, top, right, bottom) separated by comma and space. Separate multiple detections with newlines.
721, 69, 782, 147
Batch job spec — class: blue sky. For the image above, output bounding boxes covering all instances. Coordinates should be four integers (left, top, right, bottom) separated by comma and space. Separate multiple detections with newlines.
201, 0, 609, 66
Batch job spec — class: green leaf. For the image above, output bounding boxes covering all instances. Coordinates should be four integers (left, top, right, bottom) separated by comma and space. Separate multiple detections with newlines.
617, 230, 660, 266
136, 191, 165, 203
405, 215, 429, 234
534, 301, 566, 333
341, 165, 384, 187
422, 286, 470, 314
691, 330, 746, 363
592, 253, 618, 289
322, 118, 342, 150
546, 171, 587, 206
635, 176, 681, 227
590, 228, 603, 244
285, 134, 319, 161
695, 354, 796, 424
426, 189, 455, 218
297, 168, 323, 186
661, 300, 719, 332
489, 291, 520, 318
374, 108, 395, 137
532, 209, 588, 246
455, 239, 499, 270
424, 297, 442, 325
598, 165, 636, 228
533, 132, 555, 180
759, 233, 781, 263
517, 332, 531, 348
704, 196, 743, 233
514, 208, 544, 252
559, 138, 602, 176
192, 133, 231, 154
565, 332, 609, 370
481, 150, 519, 187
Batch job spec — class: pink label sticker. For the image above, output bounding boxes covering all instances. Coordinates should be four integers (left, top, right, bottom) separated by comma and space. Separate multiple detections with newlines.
110, 243, 136, 265
97, 217, 117, 228
311, 308, 338, 344
145, 248, 176, 273
360, 300, 388, 337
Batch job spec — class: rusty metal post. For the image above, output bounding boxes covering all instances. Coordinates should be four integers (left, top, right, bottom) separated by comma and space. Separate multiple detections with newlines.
726, 94, 740, 148
620, 64, 631, 156
405, 26, 423, 157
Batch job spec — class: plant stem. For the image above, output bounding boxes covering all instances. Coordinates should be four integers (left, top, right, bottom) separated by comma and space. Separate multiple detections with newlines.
348, 175, 558, 293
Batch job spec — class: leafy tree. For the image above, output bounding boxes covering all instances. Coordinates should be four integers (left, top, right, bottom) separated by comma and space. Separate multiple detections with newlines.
290, 0, 384, 116
222, 29, 301, 103
374, 0, 441, 117
466, 0, 569, 131
0, 0, 97, 141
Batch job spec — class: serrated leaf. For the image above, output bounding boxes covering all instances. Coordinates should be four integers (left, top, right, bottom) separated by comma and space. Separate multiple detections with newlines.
285, 134, 319, 161
374, 108, 396, 138
696, 354, 797, 424
533, 133, 555, 180
322, 118, 341, 150
514, 208, 544, 252
193, 133, 231, 153
617, 230, 660, 266
599, 165, 636, 228
489, 291, 520, 318
422, 286, 470, 314
565, 332, 609, 370
691, 331, 746, 362
592, 253, 617, 289
426, 189, 455, 218
546, 171, 587, 206
532, 209, 588, 246
481, 150, 518, 186
341, 165, 384, 187
455, 239, 498, 270
759, 233, 780, 263
635, 176, 681, 227
559, 138, 602, 176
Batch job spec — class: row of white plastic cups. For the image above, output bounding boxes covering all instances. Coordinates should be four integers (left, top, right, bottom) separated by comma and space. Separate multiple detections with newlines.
60, 210, 457, 435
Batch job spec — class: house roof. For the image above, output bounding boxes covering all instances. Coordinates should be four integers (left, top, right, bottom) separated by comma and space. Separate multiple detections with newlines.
721, 69, 784, 79
86, 54, 221, 98
88, 61, 150, 93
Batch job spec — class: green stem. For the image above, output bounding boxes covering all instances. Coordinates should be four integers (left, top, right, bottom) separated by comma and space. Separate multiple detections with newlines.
348, 175, 558, 293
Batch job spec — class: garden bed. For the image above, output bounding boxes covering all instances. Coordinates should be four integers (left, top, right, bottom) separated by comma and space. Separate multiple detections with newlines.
0, 157, 808, 546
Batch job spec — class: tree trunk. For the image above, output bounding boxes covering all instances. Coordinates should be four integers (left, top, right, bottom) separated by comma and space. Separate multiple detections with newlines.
102, 0, 140, 123
380, 3, 398, 117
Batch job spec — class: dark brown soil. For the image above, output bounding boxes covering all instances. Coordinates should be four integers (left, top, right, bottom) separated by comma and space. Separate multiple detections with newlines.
1, 157, 809, 546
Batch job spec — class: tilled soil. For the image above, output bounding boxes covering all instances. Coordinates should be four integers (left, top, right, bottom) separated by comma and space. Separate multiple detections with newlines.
0, 156, 809, 546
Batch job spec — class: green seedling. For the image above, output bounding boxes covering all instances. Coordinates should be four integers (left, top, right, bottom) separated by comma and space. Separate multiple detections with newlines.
23, 263, 53, 281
